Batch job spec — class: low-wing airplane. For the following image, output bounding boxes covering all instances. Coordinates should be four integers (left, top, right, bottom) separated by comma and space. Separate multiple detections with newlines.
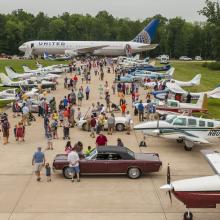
43, 52, 71, 61
118, 67, 175, 83
161, 150, 220, 220
0, 73, 56, 90
134, 114, 220, 151
144, 74, 201, 88
128, 64, 171, 73
5, 67, 35, 79
19, 19, 159, 58
22, 65, 63, 75
153, 83, 220, 100
5, 67, 60, 81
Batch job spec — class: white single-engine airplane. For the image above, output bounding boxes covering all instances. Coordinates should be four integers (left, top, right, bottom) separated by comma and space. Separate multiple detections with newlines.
18, 19, 159, 58
144, 74, 201, 88
6, 66, 61, 81
134, 114, 220, 151
161, 150, 220, 220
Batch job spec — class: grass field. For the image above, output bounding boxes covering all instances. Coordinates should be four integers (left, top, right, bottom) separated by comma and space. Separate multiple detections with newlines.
0, 59, 220, 118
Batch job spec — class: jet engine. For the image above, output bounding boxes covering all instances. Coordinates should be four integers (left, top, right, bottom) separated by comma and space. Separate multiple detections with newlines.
64, 50, 78, 57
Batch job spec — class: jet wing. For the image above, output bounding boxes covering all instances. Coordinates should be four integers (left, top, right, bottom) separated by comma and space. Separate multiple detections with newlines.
138, 44, 158, 50
77, 45, 109, 54
201, 150, 220, 175
174, 129, 210, 144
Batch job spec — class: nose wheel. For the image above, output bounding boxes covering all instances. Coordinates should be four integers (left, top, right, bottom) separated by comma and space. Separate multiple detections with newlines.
183, 211, 193, 220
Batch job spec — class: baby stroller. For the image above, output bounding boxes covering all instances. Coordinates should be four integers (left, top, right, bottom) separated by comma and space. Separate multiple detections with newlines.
29, 112, 36, 122
111, 103, 120, 112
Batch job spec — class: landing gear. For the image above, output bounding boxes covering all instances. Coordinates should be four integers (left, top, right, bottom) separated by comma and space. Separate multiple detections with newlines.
177, 138, 183, 143
183, 211, 193, 220
184, 140, 194, 151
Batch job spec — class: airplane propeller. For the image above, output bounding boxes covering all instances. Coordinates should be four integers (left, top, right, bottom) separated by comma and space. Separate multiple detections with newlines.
167, 163, 172, 203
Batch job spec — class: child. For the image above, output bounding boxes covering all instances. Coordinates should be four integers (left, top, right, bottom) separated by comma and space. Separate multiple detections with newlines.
45, 163, 51, 182
51, 119, 58, 139
15, 122, 25, 142
85, 146, 93, 157
46, 125, 53, 150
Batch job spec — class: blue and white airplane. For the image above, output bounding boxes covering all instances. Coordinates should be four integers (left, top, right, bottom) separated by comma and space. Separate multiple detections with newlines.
19, 19, 160, 58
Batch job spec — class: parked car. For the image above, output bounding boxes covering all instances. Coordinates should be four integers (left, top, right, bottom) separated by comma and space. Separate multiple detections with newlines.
195, 56, 203, 61
77, 116, 133, 132
53, 146, 162, 179
179, 56, 192, 61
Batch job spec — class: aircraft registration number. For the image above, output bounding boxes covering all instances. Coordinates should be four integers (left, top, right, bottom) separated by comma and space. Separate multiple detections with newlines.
208, 130, 220, 136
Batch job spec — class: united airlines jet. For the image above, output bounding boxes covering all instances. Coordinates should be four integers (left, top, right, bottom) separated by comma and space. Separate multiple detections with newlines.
19, 19, 159, 58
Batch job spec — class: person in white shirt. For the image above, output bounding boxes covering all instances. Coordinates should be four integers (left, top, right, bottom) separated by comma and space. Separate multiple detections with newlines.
67, 148, 80, 182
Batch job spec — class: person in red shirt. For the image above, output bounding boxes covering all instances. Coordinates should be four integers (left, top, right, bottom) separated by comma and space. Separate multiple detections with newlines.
96, 132, 107, 147
121, 101, 126, 117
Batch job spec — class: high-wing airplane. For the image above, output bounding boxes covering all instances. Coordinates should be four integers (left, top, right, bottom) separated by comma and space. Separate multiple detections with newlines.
134, 114, 220, 151
144, 74, 201, 88
161, 150, 220, 220
18, 19, 159, 58
43, 52, 72, 61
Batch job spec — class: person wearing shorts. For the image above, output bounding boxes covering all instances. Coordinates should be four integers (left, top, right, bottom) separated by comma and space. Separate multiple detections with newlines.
67, 148, 80, 182
32, 147, 45, 181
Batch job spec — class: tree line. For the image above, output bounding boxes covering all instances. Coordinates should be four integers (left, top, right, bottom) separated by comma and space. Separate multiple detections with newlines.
0, 0, 219, 60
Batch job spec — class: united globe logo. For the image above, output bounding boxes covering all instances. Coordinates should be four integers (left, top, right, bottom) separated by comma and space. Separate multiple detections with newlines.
134, 31, 151, 44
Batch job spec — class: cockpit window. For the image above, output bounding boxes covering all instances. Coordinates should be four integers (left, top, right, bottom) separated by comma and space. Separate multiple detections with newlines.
166, 115, 177, 124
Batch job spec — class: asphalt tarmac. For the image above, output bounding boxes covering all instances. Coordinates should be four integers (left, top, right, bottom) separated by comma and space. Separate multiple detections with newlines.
0, 64, 219, 220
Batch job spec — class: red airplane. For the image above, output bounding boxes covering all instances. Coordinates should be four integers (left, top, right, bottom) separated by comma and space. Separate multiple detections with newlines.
161, 150, 220, 220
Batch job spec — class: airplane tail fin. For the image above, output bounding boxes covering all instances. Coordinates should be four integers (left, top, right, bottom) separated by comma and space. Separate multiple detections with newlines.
166, 67, 175, 77
133, 54, 140, 60
207, 87, 220, 98
5, 67, 19, 79
196, 93, 208, 110
0, 73, 13, 85
22, 65, 31, 72
132, 19, 160, 44
191, 74, 201, 86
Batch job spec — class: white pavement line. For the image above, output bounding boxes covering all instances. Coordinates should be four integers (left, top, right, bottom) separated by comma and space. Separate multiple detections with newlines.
151, 177, 168, 220
8, 173, 34, 220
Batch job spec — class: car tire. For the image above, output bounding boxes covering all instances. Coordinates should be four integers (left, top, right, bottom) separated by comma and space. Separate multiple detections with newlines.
63, 167, 72, 179
127, 167, 141, 179
184, 212, 193, 220
116, 123, 125, 131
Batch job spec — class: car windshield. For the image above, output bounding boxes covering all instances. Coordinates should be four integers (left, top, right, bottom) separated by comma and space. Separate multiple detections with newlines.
86, 148, 97, 160
166, 115, 177, 124
126, 148, 135, 159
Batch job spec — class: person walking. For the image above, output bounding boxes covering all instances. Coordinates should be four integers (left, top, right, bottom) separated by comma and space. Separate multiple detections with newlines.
1, 117, 10, 145
15, 121, 25, 142
138, 100, 144, 122
67, 147, 80, 182
85, 85, 90, 100
63, 117, 70, 140
32, 147, 45, 181
90, 115, 96, 138
107, 113, 115, 135
45, 163, 52, 182
125, 111, 131, 135
121, 101, 126, 117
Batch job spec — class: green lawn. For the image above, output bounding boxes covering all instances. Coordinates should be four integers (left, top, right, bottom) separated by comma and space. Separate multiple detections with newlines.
0, 59, 220, 118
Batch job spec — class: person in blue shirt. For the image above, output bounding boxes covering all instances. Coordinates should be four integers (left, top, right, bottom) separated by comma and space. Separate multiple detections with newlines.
138, 100, 144, 122
32, 147, 45, 181
63, 96, 68, 107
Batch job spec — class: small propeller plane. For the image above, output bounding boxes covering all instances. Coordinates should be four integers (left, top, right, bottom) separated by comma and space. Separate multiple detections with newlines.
133, 114, 220, 151
161, 150, 220, 220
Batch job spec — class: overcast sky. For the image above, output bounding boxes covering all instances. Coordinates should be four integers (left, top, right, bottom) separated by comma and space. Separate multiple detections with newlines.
0, 0, 206, 21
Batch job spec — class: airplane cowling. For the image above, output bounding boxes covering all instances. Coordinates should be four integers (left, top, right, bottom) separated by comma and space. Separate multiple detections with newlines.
64, 50, 78, 57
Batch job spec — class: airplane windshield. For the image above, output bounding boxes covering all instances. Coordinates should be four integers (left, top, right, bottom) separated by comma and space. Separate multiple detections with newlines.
166, 115, 177, 124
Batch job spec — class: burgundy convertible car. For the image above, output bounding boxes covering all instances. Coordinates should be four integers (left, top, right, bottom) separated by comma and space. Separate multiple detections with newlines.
53, 146, 162, 179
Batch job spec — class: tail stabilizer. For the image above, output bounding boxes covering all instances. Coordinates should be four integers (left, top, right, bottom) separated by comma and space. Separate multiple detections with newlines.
191, 74, 201, 86
5, 67, 19, 79
0, 73, 13, 85
132, 19, 160, 44
22, 65, 31, 73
